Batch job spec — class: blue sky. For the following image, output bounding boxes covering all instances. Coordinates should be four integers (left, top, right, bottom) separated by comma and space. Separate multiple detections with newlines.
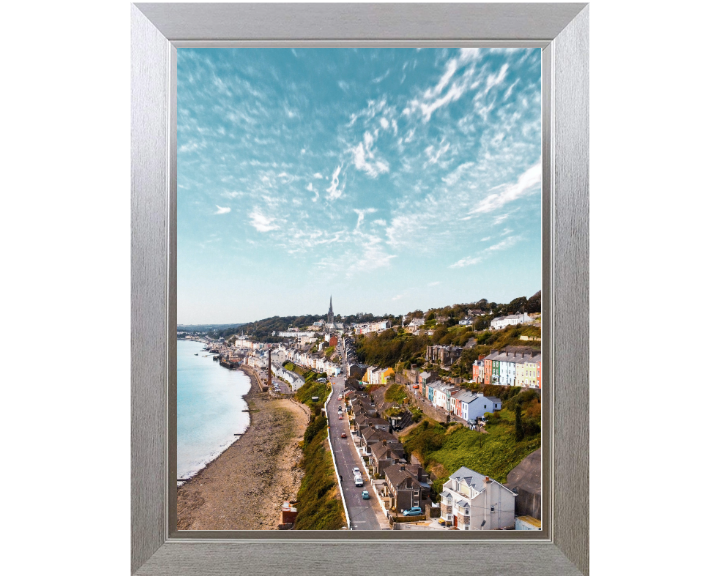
177, 48, 541, 324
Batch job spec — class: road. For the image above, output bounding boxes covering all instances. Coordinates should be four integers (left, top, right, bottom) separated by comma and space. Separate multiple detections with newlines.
327, 376, 388, 530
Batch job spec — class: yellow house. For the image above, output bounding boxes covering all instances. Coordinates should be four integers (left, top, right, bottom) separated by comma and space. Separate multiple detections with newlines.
380, 367, 395, 384
361, 370, 370, 384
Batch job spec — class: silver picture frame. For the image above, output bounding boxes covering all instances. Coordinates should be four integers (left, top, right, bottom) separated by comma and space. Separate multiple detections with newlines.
131, 3, 588, 574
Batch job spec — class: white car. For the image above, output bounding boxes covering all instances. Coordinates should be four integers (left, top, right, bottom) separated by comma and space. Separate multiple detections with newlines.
352, 467, 361, 476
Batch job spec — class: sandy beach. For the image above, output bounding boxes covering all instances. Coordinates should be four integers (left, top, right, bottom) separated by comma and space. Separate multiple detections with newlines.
177, 366, 310, 530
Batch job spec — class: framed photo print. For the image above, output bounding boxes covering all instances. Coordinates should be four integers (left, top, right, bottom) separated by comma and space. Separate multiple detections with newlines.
132, 3, 588, 575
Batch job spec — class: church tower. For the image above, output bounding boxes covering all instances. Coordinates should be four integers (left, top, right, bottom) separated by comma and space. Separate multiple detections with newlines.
328, 296, 334, 326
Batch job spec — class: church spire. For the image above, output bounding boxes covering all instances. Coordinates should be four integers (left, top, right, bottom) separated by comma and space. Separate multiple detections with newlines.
328, 296, 334, 326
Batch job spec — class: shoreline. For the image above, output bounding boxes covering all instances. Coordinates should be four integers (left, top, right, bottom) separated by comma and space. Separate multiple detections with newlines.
177, 362, 311, 530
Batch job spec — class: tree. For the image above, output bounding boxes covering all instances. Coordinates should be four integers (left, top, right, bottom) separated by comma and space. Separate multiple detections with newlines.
515, 404, 524, 441
526, 291, 541, 313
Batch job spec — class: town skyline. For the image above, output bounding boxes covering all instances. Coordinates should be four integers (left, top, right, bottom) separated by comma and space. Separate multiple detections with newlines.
177, 48, 541, 324
177, 289, 541, 328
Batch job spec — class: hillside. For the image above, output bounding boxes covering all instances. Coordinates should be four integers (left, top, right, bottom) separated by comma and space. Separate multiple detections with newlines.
357, 322, 540, 380
400, 387, 541, 495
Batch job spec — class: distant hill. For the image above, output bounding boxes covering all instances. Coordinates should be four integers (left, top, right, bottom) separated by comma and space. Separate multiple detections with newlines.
177, 323, 245, 333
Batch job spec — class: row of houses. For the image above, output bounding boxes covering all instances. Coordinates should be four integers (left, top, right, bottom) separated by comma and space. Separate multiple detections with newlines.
345, 390, 432, 513
472, 348, 542, 389
284, 347, 342, 376
490, 312, 533, 330
416, 378, 502, 423
270, 362, 304, 392
361, 365, 395, 385
353, 319, 391, 335
242, 344, 342, 377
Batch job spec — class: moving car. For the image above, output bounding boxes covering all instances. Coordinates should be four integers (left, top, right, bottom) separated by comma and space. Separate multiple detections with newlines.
361, 490, 370, 500
354, 476, 364, 487
352, 467, 360, 476
341, 432, 347, 438
402, 507, 423, 516
338, 414, 343, 420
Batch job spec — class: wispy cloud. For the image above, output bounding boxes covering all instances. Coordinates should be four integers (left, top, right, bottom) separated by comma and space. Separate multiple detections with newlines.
470, 162, 541, 214
350, 134, 390, 178
428, 281, 441, 286
449, 236, 521, 268
313, 172, 324, 179
326, 164, 344, 200
214, 205, 231, 215
353, 207, 378, 229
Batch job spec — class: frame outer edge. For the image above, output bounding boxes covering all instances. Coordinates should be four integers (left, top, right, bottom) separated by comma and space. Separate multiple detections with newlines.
552, 6, 589, 576
131, 3, 590, 575
135, 2, 589, 41
131, 4, 170, 574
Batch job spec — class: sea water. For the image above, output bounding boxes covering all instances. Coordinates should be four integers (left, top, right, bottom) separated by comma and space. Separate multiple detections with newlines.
177, 339, 251, 481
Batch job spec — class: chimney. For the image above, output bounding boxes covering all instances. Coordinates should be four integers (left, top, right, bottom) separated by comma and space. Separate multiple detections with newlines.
400, 465, 406, 471
383, 439, 387, 446
484, 476, 490, 484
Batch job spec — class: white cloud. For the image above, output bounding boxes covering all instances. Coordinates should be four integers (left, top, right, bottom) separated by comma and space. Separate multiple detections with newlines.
449, 235, 521, 268
313, 172, 324, 179
442, 161, 474, 186
352, 239, 396, 273
470, 162, 542, 214
380, 117, 389, 129
214, 206, 231, 215
249, 209, 279, 232
306, 183, 313, 191
353, 207, 378, 229
428, 281, 441, 286
484, 63, 509, 95
392, 294, 404, 301
424, 59, 458, 99
351, 140, 389, 178
326, 164, 344, 200
363, 131, 374, 149
425, 141, 451, 165
372, 69, 391, 83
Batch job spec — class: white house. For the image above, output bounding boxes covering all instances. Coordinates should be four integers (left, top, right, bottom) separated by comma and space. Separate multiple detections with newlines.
458, 318, 473, 326
439, 467, 516, 530
433, 384, 449, 410
490, 312, 531, 330
456, 392, 496, 422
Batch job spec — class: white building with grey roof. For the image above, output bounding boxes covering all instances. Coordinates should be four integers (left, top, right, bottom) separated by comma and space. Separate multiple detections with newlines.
490, 312, 531, 330
440, 466, 516, 530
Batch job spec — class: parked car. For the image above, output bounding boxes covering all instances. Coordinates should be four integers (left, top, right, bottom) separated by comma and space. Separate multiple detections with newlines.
341, 432, 347, 438
354, 476, 364, 487
402, 507, 423, 516
338, 414, 343, 420
361, 490, 370, 500
352, 467, 360, 476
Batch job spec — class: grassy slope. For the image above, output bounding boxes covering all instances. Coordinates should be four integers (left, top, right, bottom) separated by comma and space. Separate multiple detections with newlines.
401, 411, 540, 491
384, 383, 408, 404
294, 368, 330, 407
294, 415, 345, 530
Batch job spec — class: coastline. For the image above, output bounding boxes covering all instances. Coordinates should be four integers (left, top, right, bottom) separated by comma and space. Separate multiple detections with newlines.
177, 363, 311, 530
